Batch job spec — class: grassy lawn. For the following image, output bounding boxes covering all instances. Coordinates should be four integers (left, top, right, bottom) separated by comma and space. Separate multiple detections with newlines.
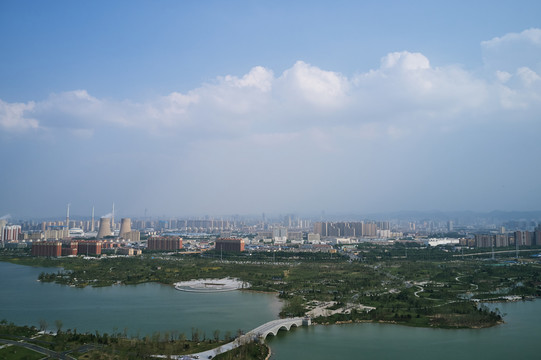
0, 345, 45, 360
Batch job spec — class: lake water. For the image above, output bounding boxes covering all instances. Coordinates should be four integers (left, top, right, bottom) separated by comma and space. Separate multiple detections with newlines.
0, 261, 281, 337
267, 300, 541, 359
1, 261, 539, 359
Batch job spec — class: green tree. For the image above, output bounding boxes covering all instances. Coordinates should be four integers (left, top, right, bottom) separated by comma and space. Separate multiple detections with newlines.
39, 319, 48, 332
55, 319, 63, 333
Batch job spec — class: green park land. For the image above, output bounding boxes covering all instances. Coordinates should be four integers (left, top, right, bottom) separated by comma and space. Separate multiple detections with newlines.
1, 243, 541, 359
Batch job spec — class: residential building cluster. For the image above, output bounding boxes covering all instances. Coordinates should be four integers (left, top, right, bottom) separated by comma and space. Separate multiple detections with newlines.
313, 221, 394, 238
215, 238, 245, 252
474, 226, 541, 248
3, 207, 541, 258
147, 236, 183, 251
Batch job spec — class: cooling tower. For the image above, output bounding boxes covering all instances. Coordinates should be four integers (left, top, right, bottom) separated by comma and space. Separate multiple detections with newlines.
97, 217, 112, 239
119, 218, 132, 238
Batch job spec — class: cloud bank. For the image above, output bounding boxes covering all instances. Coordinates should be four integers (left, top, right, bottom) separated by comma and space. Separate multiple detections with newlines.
2, 39, 540, 146
1, 29, 541, 216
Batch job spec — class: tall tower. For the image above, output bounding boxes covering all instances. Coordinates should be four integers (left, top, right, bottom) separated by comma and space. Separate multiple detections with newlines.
97, 217, 112, 239
66, 203, 70, 229
111, 202, 115, 233
91, 206, 95, 232
119, 218, 132, 239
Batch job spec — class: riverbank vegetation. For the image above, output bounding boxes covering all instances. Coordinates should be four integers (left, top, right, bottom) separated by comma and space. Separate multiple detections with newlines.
214, 342, 269, 360
2, 245, 541, 331
0, 320, 233, 359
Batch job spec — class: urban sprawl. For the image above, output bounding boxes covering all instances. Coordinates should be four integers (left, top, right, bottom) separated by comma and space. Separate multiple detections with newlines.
2, 206, 541, 257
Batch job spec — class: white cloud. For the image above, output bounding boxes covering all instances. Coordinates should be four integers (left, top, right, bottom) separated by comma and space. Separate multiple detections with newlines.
2, 30, 541, 145
482, 28, 541, 74
496, 66, 541, 110
380, 51, 430, 71
482, 28, 541, 49
516, 66, 541, 86
495, 70, 512, 83
3, 28, 541, 216
277, 61, 349, 108
223, 65, 274, 92
0, 100, 38, 131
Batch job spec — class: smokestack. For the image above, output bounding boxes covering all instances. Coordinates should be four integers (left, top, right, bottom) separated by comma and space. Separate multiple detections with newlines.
119, 218, 132, 239
97, 217, 112, 239
66, 203, 70, 229
91, 206, 95, 232
111, 202, 115, 232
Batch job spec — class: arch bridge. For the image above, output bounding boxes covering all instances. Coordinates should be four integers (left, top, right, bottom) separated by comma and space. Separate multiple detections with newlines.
245, 317, 307, 341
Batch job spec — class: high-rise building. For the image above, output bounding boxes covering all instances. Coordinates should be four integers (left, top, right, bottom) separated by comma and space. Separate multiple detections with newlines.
534, 226, 541, 246
78, 241, 102, 256
148, 236, 183, 251
32, 241, 62, 257
475, 234, 493, 248
494, 234, 509, 247
61, 241, 78, 256
363, 222, 377, 237
215, 238, 244, 252
2, 225, 21, 244
514, 231, 532, 246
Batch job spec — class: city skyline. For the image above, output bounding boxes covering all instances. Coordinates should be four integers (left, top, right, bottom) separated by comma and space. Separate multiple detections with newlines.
1, 1, 541, 218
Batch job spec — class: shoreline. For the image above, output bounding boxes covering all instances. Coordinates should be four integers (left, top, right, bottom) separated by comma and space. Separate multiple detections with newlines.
2, 259, 533, 331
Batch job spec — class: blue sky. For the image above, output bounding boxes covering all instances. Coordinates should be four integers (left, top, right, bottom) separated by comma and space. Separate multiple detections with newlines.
1, 1, 541, 218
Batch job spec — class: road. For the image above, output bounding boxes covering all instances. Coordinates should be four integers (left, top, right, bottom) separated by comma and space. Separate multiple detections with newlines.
0, 338, 76, 360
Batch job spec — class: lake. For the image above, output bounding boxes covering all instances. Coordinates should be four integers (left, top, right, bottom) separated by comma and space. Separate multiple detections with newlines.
267, 300, 541, 359
1, 261, 539, 359
0, 261, 281, 337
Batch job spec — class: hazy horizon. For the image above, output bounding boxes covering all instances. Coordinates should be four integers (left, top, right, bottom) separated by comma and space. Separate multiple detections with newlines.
2, 1, 541, 219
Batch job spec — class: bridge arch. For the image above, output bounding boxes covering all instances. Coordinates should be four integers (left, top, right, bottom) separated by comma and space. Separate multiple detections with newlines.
249, 318, 304, 341
260, 322, 300, 339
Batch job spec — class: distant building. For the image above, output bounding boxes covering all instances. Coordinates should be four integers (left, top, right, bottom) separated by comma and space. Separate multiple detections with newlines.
515, 231, 533, 246
307, 233, 320, 243
44, 228, 69, 240
474, 234, 493, 248
32, 241, 62, 257
78, 241, 102, 256
118, 218, 132, 238
494, 234, 509, 247
314, 221, 377, 237
273, 227, 288, 241
475, 233, 513, 248
535, 226, 541, 246
147, 236, 183, 251
2, 225, 21, 243
363, 222, 377, 237
60, 241, 78, 256
215, 238, 245, 252
120, 230, 140, 242
117, 247, 142, 256
287, 231, 303, 241
97, 217, 113, 239
256, 231, 273, 241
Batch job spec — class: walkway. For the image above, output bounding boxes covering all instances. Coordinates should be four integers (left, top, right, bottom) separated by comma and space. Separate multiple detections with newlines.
246, 317, 304, 340
154, 317, 307, 359
0, 339, 76, 360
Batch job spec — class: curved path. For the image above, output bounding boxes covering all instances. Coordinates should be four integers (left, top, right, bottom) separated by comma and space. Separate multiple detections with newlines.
0, 339, 76, 360
154, 317, 306, 359
246, 317, 304, 340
